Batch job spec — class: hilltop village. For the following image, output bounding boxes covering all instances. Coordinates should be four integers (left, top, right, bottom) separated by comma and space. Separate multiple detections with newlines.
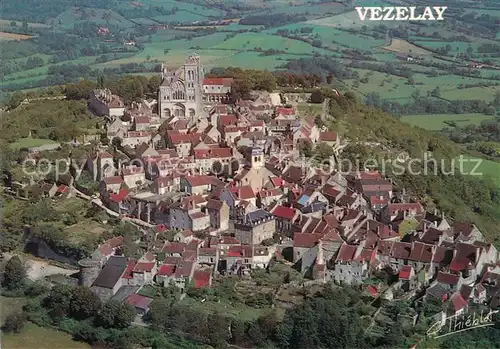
13, 56, 500, 321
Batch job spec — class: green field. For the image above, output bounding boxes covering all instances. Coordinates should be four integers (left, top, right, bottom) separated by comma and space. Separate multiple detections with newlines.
9, 138, 58, 149
456, 155, 500, 184
400, 113, 494, 130
1, 0, 500, 108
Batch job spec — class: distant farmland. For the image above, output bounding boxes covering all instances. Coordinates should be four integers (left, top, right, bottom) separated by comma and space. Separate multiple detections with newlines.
400, 113, 494, 131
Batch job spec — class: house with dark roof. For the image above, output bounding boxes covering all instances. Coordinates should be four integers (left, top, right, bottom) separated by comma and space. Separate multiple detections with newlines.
91, 256, 128, 302
234, 209, 276, 245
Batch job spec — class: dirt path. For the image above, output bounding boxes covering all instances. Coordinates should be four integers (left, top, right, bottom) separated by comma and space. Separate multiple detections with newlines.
3, 253, 78, 281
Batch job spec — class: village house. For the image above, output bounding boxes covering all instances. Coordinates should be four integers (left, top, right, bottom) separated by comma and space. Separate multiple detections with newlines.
180, 175, 224, 195
122, 165, 146, 188
89, 89, 125, 118
234, 209, 276, 245
219, 185, 257, 218
226, 245, 274, 275
318, 131, 340, 148
169, 195, 210, 232
206, 199, 230, 232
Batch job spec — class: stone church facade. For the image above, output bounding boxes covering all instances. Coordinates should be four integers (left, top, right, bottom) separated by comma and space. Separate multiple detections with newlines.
158, 55, 205, 121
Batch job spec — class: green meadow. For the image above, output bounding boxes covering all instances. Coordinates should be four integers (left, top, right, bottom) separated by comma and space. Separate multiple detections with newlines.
400, 113, 494, 131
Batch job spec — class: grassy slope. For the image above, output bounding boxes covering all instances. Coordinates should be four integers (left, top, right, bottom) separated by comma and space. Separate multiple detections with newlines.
0, 296, 91, 349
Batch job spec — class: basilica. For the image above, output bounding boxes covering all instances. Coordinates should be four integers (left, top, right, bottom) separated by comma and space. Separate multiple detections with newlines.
157, 55, 232, 124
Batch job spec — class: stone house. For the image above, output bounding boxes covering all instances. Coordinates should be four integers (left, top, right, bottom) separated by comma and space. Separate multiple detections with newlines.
226, 245, 273, 275
180, 175, 223, 195
100, 176, 124, 194
122, 165, 146, 188
152, 176, 180, 195
271, 205, 297, 233
91, 256, 128, 302
220, 185, 256, 218
173, 229, 194, 244
234, 209, 276, 245
206, 199, 230, 232
329, 243, 372, 285
318, 131, 340, 148
121, 131, 152, 148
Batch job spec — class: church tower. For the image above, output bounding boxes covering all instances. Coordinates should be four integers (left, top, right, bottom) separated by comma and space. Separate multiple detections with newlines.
250, 147, 264, 169
184, 55, 204, 125
313, 240, 326, 281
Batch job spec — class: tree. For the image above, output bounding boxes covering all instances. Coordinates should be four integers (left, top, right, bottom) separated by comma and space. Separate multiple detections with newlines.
3, 255, 26, 289
315, 142, 334, 161
97, 300, 135, 328
65, 80, 97, 100
299, 141, 313, 158
70, 286, 102, 320
45, 284, 73, 318
7, 91, 25, 110
314, 115, 324, 128
2, 312, 26, 333
310, 90, 325, 104
148, 75, 162, 94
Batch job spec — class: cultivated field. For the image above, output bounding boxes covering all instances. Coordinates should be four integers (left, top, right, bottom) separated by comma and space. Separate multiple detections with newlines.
382, 39, 433, 56
1, 0, 499, 120
0, 18, 50, 28
0, 32, 33, 40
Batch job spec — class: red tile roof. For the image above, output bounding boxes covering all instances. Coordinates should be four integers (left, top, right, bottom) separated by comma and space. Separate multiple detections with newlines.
272, 205, 296, 220
219, 114, 238, 127
203, 77, 233, 87
451, 292, 468, 312
185, 175, 214, 187
293, 233, 323, 248
157, 264, 176, 276
319, 131, 337, 142
99, 151, 113, 159
399, 265, 413, 280
387, 203, 424, 215
367, 285, 378, 297
135, 116, 150, 124
168, 131, 202, 145
436, 271, 459, 285
121, 260, 137, 279
229, 185, 255, 200
336, 243, 357, 262
57, 184, 69, 194
194, 147, 232, 159
275, 107, 295, 116
125, 294, 153, 311
193, 270, 211, 288
162, 242, 186, 254
134, 262, 155, 273
103, 176, 123, 185
110, 188, 129, 203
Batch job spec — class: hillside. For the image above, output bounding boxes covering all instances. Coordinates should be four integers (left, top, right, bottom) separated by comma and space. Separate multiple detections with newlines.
327, 92, 500, 244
